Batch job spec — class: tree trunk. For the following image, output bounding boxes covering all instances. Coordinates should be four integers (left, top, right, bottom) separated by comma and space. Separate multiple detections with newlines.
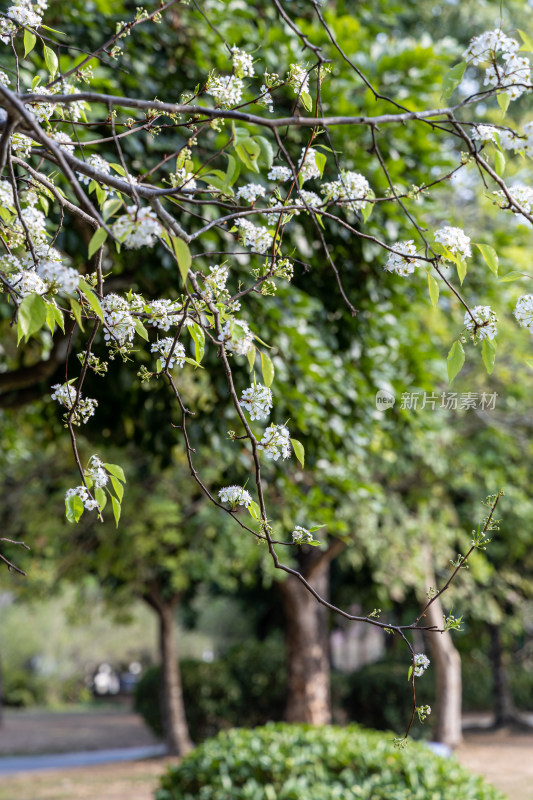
488, 623, 516, 727
424, 595, 463, 747
144, 590, 193, 756
280, 564, 332, 724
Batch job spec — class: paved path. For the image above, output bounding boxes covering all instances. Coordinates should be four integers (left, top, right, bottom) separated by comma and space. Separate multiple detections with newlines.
0, 744, 167, 775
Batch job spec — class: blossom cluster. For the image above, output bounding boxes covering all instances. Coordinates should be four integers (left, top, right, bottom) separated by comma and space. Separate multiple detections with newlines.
218, 318, 255, 356
231, 47, 254, 78
65, 485, 99, 511
288, 63, 310, 95
292, 526, 314, 544
77, 154, 112, 187
298, 148, 321, 183
434, 226, 472, 259
102, 294, 136, 345
51, 382, 98, 425
384, 241, 423, 276
151, 338, 186, 369
236, 183, 266, 203
494, 185, 533, 214
258, 424, 291, 460
235, 219, 273, 253
464, 305, 497, 340
218, 485, 252, 508
321, 170, 372, 213
463, 29, 532, 101
413, 653, 430, 677
240, 382, 273, 420
206, 74, 244, 108
112, 206, 162, 249
86, 455, 109, 489
513, 295, 533, 333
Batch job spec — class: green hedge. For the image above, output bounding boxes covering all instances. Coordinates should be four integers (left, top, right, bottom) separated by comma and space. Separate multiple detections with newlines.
156, 723, 505, 800
134, 639, 286, 742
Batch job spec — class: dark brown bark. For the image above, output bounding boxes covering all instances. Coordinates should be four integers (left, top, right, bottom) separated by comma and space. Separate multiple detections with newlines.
279, 541, 344, 725
144, 589, 193, 756
488, 623, 516, 727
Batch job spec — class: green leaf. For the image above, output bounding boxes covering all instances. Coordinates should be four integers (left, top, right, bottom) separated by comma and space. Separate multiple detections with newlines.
408, 665, 413, 682
134, 319, 149, 341
456, 258, 467, 285
481, 338, 496, 375
290, 438, 305, 467
104, 463, 126, 483
447, 340, 465, 384
189, 321, 205, 363
225, 154, 240, 186
95, 487, 107, 511
78, 279, 104, 322
65, 494, 84, 524
441, 62, 466, 98
246, 347, 256, 372
102, 197, 123, 221
17, 293, 47, 343
172, 237, 191, 284
111, 496, 121, 527
314, 151, 327, 178
69, 297, 84, 331
24, 29, 36, 57
497, 93, 510, 115
525, 359, 533, 370
256, 136, 274, 171
309, 524, 326, 532
45, 302, 56, 334
110, 475, 124, 503
518, 29, 533, 52
300, 91, 313, 112
110, 163, 126, 177
247, 500, 261, 521
43, 44, 59, 78
494, 149, 506, 177
260, 351, 274, 387
498, 271, 528, 282
88, 227, 108, 258
474, 243, 498, 276
184, 357, 204, 369
428, 273, 439, 308
53, 304, 65, 333
361, 201, 373, 223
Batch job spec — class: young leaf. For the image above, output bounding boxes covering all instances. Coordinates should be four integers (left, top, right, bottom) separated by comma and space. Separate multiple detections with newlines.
497, 93, 510, 115
300, 92, 313, 112
111, 496, 121, 527
134, 319, 149, 341
247, 500, 261, 520
65, 494, 84, 524
95, 487, 107, 511
79, 279, 104, 322
518, 29, 533, 52
88, 227, 108, 258
43, 44, 59, 78
69, 297, 84, 331
494, 149, 505, 177
45, 302, 56, 334
53, 305, 65, 333
247, 347, 256, 372
110, 475, 124, 503
441, 62, 466, 98
17, 293, 47, 343
481, 338, 496, 375
24, 29, 36, 57
260, 351, 274, 387
104, 463, 126, 482
498, 271, 528, 282
428, 273, 439, 308
456, 258, 467, 285
172, 237, 192, 284
314, 151, 327, 178
408, 665, 413, 682
189, 321, 205, 363
361, 202, 374, 223
290, 438, 305, 467
474, 243, 498, 276
447, 340, 465, 384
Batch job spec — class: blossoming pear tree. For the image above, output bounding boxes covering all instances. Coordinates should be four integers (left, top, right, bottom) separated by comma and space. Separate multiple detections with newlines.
0, 0, 530, 740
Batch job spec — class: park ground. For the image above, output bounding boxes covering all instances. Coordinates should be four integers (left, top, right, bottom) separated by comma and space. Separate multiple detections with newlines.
1, 709, 533, 800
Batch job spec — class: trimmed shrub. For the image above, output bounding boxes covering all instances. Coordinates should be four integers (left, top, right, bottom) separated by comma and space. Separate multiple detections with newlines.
156, 722, 505, 800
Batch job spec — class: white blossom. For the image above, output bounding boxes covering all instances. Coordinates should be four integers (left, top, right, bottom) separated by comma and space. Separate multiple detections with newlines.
65, 485, 99, 511
434, 226, 472, 259
464, 305, 497, 340
240, 382, 273, 420
258, 424, 291, 460
172, 166, 197, 192
28, 87, 55, 122
54, 81, 89, 121
206, 74, 244, 108
77, 154, 112, 186
102, 293, 136, 345
288, 63, 309, 95
52, 132, 75, 155
235, 219, 273, 253
145, 298, 182, 331
7, 2, 42, 28
151, 337, 186, 369
463, 29, 531, 101
32, 246, 80, 295
297, 147, 320, 183
112, 206, 162, 249
11, 269, 47, 297
268, 165, 292, 182
218, 485, 252, 508
384, 241, 423, 276
86, 455, 109, 489
321, 171, 371, 212
0, 179, 14, 209
218, 318, 254, 355
471, 125, 500, 144
11, 133, 33, 158
231, 47, 254, 78
493, 184, 533, 214
51, 382, 98, 424
236, 183, 266, 203
0, 17, 16, 43
463, 29, 519, 65
292, 525, 313, 544
204, 264, 229, 295
297, 190, 322, 209
414, 653, 430, 677
514, 295, 533, 333
0, 70, 10, 88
